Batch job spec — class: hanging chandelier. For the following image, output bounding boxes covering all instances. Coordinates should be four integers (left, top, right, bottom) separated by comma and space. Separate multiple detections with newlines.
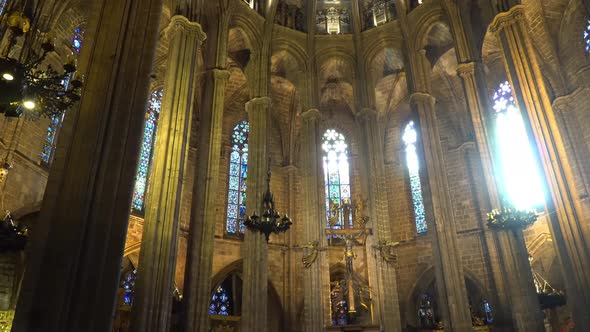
244, 162, 292, 242
0, 10, 82, 119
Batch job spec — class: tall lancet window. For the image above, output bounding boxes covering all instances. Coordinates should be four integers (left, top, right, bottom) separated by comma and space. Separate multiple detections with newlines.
493, 81, 544, 209
132, 89, 163, 213
41, 25, 85, 165
403, 121, 427, 233
584, 20, 590, 54
226, 121, 249, 235
322, 129, 352, 229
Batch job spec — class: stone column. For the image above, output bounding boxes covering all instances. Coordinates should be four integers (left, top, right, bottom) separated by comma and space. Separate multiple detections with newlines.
491, 6, 590, 330
457, 62, 544, 331
132, 15, 206, 332
182, 67, 230, 332
356, 108, 402, 330
410, 92, 473, 331
300, 109, 331, 331
11, 0, 163, 330
240, 97, 271, 332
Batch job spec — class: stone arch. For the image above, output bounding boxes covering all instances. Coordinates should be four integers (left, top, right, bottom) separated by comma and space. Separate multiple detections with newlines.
210, 260, 285, 331
558, 0, 590, 86
412, 6, 447, 53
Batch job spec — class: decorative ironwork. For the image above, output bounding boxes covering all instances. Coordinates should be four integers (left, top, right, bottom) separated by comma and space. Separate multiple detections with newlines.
0, 11, 82, 119
486, 207, 538, 230
243, 160, 292, 242
530, 255, 566, 310
0, 211, 27, 252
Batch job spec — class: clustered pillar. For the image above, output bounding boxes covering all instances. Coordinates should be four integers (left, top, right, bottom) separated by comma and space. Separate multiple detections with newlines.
356, 108, 402, 331
12, 0, 163, 331
410, 90, 473, 331
240, 97, 272, 332
457, 61, 544, 331
132, 15, 206, 332
491, 5, 590, 330
300, 109, 331, 331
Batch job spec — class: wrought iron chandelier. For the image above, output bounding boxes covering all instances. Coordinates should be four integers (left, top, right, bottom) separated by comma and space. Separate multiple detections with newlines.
244, 162, 292, 242
0, 10, 82, 119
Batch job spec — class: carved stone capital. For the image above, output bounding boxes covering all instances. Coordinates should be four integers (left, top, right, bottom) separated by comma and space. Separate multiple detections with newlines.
456, 62, 478, 78
355, 108, 378, 123
166, 15, 207, 44
245, 96, 272, 114
209, 68, 231, 82
301, 108, 321, 122
409, 92, 436, 109
489, 5, 526, 34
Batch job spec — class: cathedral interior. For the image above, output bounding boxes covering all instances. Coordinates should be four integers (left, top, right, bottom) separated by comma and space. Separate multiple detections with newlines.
0, 0, 589, 331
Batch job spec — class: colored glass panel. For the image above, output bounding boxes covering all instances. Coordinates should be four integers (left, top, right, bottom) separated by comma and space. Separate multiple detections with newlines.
226, 121, 249, 235
132, 89, 163, 212
121, 270, 137, 306
493, 81, 545, 210
0, 0, 6, 15
322, 129, 352, 229
585, 20, 590, 54
403, 121, 427, 233
72, 26, 84, 53
209, 286, 231, 315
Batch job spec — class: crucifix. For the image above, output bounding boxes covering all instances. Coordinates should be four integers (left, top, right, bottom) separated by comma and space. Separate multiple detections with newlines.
326, 198, 371, 320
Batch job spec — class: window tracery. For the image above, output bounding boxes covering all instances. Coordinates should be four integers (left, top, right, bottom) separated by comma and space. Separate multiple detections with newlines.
226, 121, 249, 236
492, 81, 544, 210
209, 286, 231, 316
132, 89, 162, 213
322, 129, 352, 229
403, 121, 427, 233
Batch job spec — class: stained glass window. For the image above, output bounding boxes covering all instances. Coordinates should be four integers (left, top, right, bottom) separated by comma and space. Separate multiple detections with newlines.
493, 81, 545, 210
322, 129, 352, 229
132, 89, 163, 212
72, 26, 84, 53
0, 0, 7, 15
403, 121, 427, 233
584, 20, 590, 54
226, 121, 249, 235
483, 299, 493, 324
121, 269, 137, 306
417, 293, 435, 328
209, 286, 231, 315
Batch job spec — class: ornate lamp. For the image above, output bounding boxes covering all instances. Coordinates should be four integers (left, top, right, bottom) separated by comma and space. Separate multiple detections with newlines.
243, 163, 292, 242
0, 211, 28, 252
0, 11, 83, 119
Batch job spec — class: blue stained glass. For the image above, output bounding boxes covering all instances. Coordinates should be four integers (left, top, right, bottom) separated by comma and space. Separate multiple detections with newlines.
323, 129, 352, 229
228, 190, 239, 204
209, 286, 231, 315
231, 151, 240, 163
229, 176, 239, 190
493, 81, 545, 210
132, 89, 163, 212
0, 0, 6, 15
226, 121, 249, 235
230, 163, 240, 176
403, 121, 427, 233
121, 270, 137, 306
72, 26, 84, 53
227, 205, 238, 218
584, 20, 590, 54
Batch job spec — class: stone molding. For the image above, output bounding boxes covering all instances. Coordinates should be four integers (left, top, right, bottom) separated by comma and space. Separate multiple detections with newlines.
245, 97, 272, 113
209, 68, 231, 81
456, 61, 479, 78
409, 92, 436, 108
301, 108, 320, 121
489, 5, 526, 33
355, 107, 378, 122
166, 15, 207, 44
